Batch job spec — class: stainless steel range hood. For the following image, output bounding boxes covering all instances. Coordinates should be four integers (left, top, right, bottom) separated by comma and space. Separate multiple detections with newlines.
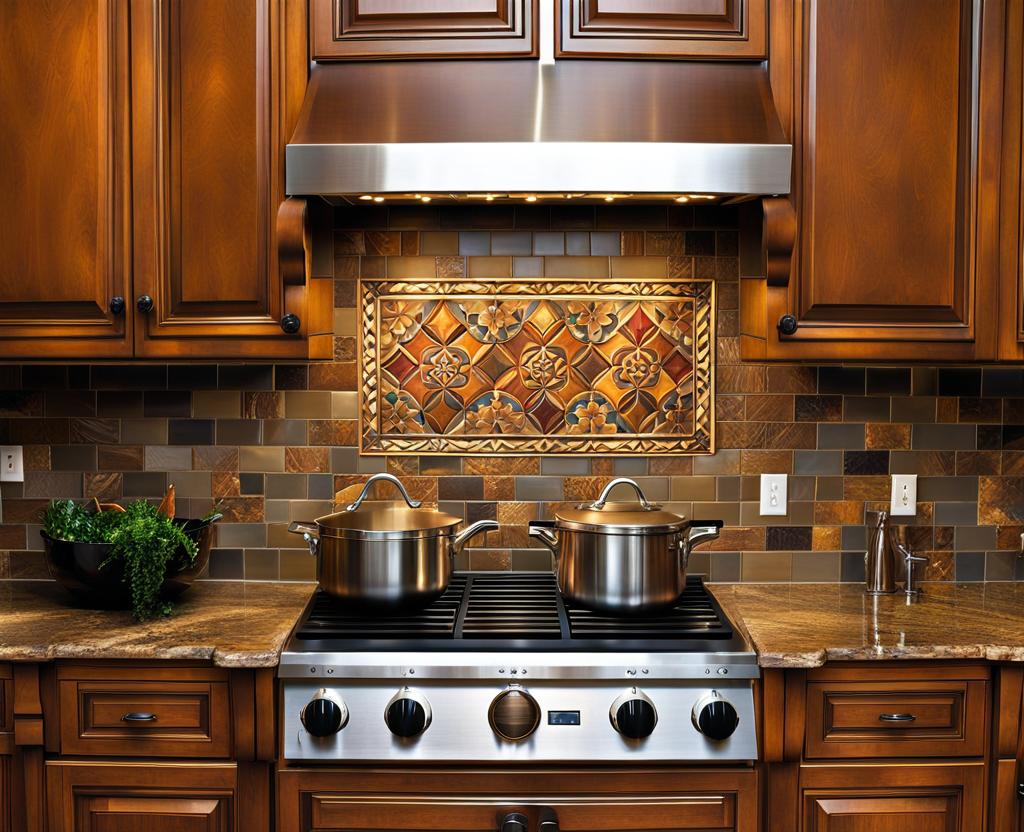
286, 60, 791, 199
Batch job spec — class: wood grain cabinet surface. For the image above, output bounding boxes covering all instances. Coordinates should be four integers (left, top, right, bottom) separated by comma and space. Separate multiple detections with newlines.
45, 760, 238, 832
557, 0, 766, 59
800, 763, 985, 832
279, 768, 758, 832
310, 0, 539, 59
0, 0, 133, 358
743, 0, 1014, 362
0, 0, 329, 361
0, 665, 10, 832
56, 666, 232, 759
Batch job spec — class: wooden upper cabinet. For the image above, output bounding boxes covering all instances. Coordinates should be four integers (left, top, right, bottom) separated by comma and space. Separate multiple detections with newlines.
556, 0, 766, 59
0, 0, 132, 359
310, 0, 539, 59
744, 0, 1008, 361
130, 0, 331, 359
997, 0, 1024, 361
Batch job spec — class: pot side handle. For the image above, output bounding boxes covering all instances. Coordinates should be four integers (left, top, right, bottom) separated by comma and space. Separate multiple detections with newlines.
451, 519, 500, 554
527, 520, 559, 553
288, 521, 320, 556
678, 519, 724, 569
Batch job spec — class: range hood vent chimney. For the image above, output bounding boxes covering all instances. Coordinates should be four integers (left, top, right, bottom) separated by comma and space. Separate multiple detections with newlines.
286, 60, 791, 199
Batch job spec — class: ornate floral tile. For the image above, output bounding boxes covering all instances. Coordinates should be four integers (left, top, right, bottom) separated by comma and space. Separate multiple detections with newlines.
360, 279, 714, 455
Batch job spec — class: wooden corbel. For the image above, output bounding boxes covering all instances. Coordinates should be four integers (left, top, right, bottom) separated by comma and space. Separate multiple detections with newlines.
276, 196, 334, 359
762, 196, 796, 287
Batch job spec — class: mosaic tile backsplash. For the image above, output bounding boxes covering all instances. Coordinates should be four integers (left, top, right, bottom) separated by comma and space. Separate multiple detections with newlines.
361, 278, 713, 455
2, 203, 1024, 584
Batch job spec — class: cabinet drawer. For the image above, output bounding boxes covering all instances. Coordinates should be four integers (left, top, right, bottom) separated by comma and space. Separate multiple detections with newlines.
58, 668, 231, 758
805, 679, 987, 759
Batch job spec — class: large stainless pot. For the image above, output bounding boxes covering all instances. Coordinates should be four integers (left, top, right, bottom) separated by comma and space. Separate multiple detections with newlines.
289, 473, 498, 607
528, 477, 722, 614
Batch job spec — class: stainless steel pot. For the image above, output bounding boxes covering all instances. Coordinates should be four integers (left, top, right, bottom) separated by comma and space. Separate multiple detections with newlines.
528, 477, 722, 614
289, 473, 498, 607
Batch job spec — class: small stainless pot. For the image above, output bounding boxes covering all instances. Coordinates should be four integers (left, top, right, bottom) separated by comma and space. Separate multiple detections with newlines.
528, 477, 722, 614
289, 473, 498, 607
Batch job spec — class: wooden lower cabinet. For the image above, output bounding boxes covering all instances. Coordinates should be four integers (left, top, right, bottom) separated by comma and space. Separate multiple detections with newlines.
800, 763, 985, 832
46, 760, 238, 832
278, 768, 758, 832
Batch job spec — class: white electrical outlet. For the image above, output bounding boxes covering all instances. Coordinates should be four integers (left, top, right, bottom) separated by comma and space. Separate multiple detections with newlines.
0, 446, 23, 482
759, 473, 787, 516
890, 474, 917, 516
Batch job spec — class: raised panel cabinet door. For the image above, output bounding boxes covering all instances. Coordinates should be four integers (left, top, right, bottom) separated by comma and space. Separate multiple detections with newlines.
0, 0, 132, 358
800, 763, 985, 832
556, 0, 766, 58
0, 755, 9, 832
46, 760, 237, 832
310, 0, 538, 59
130, 0, 328, 358
757, 0, 1006, 361
997, 0, 1024, 359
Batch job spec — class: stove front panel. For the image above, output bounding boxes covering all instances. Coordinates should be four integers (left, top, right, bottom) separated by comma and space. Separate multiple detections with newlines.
282, 679, 757, 763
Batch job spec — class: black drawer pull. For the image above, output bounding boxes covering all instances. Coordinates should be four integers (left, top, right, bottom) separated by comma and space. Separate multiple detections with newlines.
136, 295, 154, 313
121, 712, 157, 723
878, 713, 916, 723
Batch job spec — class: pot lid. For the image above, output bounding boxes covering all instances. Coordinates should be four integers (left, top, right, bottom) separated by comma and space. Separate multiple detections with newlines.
316, 474, 461, 540
553, 478, 688, 535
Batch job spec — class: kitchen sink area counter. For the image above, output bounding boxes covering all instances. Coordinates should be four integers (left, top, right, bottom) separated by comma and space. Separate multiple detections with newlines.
0, 580, 313, 667
712, 581, 1024, 668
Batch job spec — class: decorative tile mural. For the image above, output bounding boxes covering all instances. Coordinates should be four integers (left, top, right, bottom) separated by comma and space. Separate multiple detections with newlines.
360, 279, 714, 455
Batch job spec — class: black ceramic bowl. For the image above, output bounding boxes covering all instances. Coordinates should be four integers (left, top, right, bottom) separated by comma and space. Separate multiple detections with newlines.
41, 515, 220, 609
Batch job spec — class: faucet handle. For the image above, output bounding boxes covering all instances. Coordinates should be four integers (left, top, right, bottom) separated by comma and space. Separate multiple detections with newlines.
896, 537, 928, 598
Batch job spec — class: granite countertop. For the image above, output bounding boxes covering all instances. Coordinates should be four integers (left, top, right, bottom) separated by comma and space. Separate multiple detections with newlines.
0, 580, 314, 668
711, 582, 1024, 668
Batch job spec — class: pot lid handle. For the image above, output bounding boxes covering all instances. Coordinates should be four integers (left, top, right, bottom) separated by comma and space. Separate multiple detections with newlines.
586, 477, 658, 511
345, 473, 422, 512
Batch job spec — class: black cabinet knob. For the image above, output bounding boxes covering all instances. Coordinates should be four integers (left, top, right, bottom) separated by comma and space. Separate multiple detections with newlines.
610, 690, 657, 739
499, 813, 528, 832
692, 692, 739, 741
136, 295, 154, 313
280, 313, 301, 334
777, 314, 798, 335
385, 689, 431, 738
300, 691, 348, 737
109, 296, 125, 315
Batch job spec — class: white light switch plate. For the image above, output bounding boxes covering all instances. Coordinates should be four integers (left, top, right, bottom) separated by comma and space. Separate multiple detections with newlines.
0, 446, 23, 482
759, 473, 787, 516
890, 474, 917, 516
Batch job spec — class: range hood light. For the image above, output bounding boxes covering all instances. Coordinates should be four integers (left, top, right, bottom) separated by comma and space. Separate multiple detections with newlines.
603, 195, 616, 203
420, 196, 432, 203
359, 195, 373, 201
485, 195, 495, 202
373, 196, 385, 203
525, 195, 538, 203
675, 196, 690, 203
687, 194, 716, 200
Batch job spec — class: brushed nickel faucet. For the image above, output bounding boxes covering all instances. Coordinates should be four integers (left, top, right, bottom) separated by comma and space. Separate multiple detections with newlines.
893, 525, 929, 600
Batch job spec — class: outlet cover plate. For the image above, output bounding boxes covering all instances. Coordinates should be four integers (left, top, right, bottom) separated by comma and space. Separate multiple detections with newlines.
890, 474, 917, 516
0, 446, 23, 483
759, 473, 787, 516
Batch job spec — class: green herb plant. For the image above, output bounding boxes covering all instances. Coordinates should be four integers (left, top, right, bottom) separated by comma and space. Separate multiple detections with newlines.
42, 499, 199, 619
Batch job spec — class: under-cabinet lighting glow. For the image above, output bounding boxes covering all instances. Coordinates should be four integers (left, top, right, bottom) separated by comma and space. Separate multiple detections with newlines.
373, 196, 385, 203
525, 195, 538, 203
359, 195, 373, 201
675, 196, 690, 203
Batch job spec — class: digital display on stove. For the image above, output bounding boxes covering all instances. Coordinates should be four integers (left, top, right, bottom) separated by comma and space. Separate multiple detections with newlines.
547, 710, 581, 726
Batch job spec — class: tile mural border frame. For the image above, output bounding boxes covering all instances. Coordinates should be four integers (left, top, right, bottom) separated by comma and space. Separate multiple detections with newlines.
359, 278, 715, 456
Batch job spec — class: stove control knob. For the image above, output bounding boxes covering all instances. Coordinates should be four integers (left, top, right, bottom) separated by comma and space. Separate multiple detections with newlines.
692, 691, 739, 741
300, 689, 348, 737
385, 688, 432, 738
489, 685, 541, 742
610, 688, 657, 739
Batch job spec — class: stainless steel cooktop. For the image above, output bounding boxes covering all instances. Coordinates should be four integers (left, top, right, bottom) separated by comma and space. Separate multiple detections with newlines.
280, 572, 758, 764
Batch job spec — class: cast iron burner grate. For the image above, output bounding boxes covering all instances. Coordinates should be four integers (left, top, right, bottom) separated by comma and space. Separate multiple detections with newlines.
291, 572, 736, 653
